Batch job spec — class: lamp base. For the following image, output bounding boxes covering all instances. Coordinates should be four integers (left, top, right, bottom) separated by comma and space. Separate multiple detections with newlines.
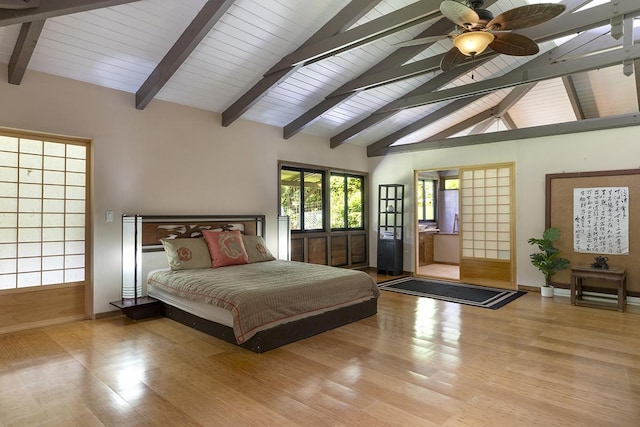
110, 296, 162, 320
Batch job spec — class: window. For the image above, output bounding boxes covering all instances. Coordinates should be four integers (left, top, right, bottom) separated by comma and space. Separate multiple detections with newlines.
444, 178, 459, 190
417, 179, 436, 221
330, 173, 364, 230
280, 167, 324, 231
0, 132, 89, 290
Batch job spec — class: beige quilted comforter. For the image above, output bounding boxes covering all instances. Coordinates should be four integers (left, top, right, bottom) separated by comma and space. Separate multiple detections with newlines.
148, 260, 379, 343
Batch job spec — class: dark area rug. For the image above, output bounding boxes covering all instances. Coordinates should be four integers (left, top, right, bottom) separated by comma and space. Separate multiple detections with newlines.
379, 277, 526, 309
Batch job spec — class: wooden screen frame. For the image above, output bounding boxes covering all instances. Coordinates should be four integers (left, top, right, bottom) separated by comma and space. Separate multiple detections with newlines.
546, 169, 640, 296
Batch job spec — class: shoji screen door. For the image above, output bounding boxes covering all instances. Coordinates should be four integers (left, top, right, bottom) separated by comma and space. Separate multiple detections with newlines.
459, 163, 515, 289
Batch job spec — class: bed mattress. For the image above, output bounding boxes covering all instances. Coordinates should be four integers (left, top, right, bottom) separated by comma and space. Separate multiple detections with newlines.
147, 260, 379, 344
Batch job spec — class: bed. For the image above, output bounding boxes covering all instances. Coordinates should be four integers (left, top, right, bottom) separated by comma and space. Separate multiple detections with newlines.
135, 214, 379, 353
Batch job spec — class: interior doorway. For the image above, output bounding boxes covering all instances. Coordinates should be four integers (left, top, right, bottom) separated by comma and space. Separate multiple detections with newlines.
415, 163, 517, 289
415, 169, 460, 281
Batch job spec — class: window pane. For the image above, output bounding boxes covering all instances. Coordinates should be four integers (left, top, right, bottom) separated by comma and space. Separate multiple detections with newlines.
0, 259, 16, 274
66, 172, 85, 186
44, 156, 65, 171
66, 158, 86, 173
43, 170, 64, 185
18, 257, 41, 273
43, 256, 64, 270
347, 176, 363, 228
66, 144, 86, 160
0, 228, 16, 243
0, 132, 87, 288
280, 169, 301, 230
0, 136, 19, 151
418, 180, 435, 221
44, 185, 64, 199
66, 186, 85, 200
0, 182, 18, 197
43, 227, 64, 241
303, 172, 323, 230
0, 166, 17, 181
18, 242, 41, 257
330, 175, 346, 229
65, 227, 84, 241
17, 272, 40, 288
44, 141, 65, 157
20, 153, 42, 169
65, 268, 84, 282
20, 139, 42, 154
42, 270, 64, 285
0, 243, 17, 258
0, 274, 17, 289
445, 178, 460, 190
0, 152, 18, 167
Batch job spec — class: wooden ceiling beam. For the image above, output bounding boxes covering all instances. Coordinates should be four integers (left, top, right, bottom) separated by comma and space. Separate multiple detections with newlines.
0, 0, 141, 26
8, 20, 44, 85
330, 58, 493, 147
365, 94, 485, 154
336, 0, 629, 147
267, 0, 442, 76
135, 0, 235, 110
221, 0, 382, 127
367, 83, 534, 153
370, 113, 640, 157
561, 75, 586, 120
381, 28, 640, 113
501, 113, 517, 130
283, 16, 463, 139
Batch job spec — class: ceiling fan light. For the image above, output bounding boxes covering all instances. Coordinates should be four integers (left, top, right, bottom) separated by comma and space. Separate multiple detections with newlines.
453, 32, 495, 56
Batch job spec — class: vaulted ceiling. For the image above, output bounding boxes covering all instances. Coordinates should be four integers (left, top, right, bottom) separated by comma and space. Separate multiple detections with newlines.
1, 0, 639, 157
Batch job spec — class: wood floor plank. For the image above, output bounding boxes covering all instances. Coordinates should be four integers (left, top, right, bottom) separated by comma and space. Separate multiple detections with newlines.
1, 291, 640, 426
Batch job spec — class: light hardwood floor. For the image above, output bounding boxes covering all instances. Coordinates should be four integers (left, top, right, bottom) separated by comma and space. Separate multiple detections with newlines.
1, 292, 639, 426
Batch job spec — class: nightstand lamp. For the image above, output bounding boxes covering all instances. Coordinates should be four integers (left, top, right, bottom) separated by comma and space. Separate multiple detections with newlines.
110, 214, 161, 319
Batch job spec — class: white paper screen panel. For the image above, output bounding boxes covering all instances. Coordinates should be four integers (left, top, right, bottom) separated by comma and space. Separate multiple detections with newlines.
460, 165, 512, 260
0, 135, 87, 289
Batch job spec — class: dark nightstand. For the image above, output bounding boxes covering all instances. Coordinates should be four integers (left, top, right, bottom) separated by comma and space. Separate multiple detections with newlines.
110, 296, 162, 320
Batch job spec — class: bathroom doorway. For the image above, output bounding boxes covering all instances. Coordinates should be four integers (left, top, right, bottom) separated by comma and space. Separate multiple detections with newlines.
415, 169, 460, 281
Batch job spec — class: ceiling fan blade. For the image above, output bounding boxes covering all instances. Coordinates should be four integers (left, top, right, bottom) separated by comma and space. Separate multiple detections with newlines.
394, 34, 453, 48
487, 3, 566, 31
0, 0, 39, 9
489, 32, 539, 56
440, 0, 479, 29
440, 46, 467, 72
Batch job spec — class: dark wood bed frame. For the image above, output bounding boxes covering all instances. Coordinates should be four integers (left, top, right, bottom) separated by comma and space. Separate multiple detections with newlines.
135, 214, 378, 353
161, 298, 377, 353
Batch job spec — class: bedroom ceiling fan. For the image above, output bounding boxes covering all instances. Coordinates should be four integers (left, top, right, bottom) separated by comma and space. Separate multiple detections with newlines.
399, 0, 566, 71
0, 0, 39, 9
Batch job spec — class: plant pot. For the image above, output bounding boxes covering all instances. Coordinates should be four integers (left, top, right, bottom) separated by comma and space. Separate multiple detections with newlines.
540, 285, 554, 298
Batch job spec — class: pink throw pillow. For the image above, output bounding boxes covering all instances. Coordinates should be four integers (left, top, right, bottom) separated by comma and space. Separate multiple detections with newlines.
202, 229, 249, 268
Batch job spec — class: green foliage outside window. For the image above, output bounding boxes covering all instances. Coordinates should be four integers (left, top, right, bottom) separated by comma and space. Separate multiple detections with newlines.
330, 174, 363, 229
280, 168, 324, 231
417, 179, 435, 221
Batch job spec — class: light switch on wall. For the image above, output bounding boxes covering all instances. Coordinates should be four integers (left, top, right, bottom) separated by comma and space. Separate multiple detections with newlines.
105, 210, 114, 223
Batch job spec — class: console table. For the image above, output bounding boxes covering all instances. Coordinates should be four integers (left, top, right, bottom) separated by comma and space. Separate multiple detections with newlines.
570, 265, 626, 312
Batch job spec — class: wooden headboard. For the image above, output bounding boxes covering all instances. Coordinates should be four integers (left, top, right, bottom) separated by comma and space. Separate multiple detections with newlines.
126, 214, 266, 292
129, 214, 266, 252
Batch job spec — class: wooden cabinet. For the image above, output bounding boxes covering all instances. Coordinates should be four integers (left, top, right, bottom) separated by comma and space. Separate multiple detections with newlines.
419, 232, 434, 266
377, 184, 404, 275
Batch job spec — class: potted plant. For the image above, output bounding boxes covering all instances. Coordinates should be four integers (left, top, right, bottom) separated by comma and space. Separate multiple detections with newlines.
528, 227, 570, 297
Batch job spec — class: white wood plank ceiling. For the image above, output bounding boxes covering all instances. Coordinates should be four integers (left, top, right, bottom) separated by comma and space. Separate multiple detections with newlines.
0, 0, 639, 156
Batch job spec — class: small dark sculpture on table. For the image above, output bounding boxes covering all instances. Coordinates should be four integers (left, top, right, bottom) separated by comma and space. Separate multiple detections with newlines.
591, 256, 609, 269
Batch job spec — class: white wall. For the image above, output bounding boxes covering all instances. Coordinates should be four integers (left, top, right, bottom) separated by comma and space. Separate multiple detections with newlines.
0, 69, 369, 315
368, 128, 640, 288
